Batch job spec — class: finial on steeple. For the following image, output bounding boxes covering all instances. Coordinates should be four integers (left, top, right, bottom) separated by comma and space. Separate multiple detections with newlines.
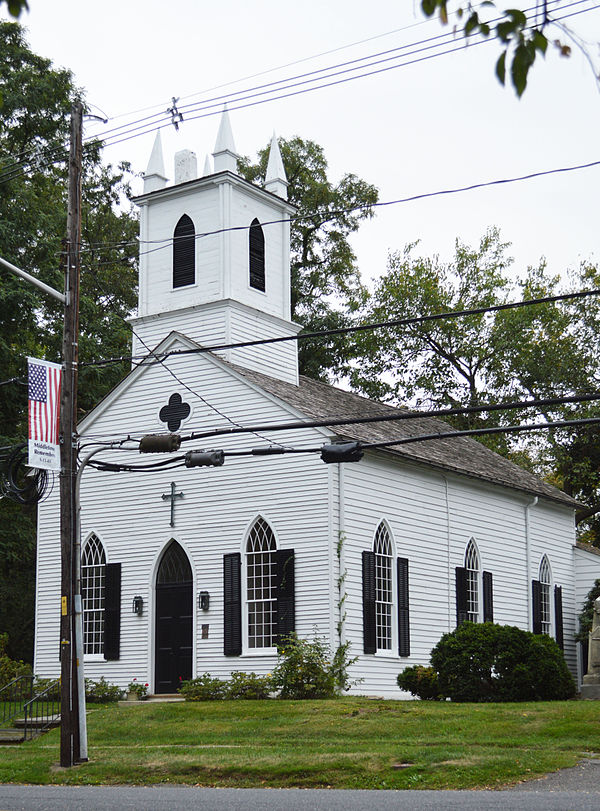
143, 130, 168, 193
264, 131, 288, 199
202, 155, 213, 177
212, 105, 240, 174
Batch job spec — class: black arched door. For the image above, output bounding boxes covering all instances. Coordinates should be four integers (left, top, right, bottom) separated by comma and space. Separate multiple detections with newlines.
155, 541, 193, 693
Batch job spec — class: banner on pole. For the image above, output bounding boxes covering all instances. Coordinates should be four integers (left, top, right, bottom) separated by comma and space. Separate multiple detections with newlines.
27, 357, 62, 471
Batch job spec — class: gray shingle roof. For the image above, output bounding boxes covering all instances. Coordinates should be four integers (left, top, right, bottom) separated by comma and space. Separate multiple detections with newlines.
231, 364, 580, 509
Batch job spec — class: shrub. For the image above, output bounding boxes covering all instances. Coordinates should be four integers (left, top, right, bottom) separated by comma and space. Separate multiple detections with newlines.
85, 677, 124, 703
397, 665, 444, 700
126, 678, 149, 699
430, 622, 576, 702
226, 671, 273, 700
0, 633, 31, 689
272, 634, 337, 699
32, 677, 60, 700
179, 673, 227, 701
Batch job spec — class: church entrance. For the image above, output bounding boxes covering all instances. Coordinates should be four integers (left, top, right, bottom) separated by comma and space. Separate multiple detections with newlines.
155, 541, 193, 693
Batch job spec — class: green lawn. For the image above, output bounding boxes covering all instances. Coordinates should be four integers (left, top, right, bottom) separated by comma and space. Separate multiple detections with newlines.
0, 698, 598, 789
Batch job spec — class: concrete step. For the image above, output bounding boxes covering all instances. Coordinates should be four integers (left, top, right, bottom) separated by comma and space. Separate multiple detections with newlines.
0, 729, 24, 744
13, 715, 60, 728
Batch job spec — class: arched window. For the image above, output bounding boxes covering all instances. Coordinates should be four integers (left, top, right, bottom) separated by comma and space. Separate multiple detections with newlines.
157, 541, 193, 584
82, 534, 106, 655
246, 517, 277, 648
173, 214, 195, 288
249, 218, 265, 291
374, 523, 393, 651
539, 556, 552, 635
465, 539, 480, 623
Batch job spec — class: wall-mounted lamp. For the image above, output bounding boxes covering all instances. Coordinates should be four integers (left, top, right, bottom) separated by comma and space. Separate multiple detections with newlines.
132, 596, 144, 615
199, 591, 210, 611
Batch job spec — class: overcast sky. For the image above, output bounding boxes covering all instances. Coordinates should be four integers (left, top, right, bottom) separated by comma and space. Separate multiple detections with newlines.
4, 0, 600, 289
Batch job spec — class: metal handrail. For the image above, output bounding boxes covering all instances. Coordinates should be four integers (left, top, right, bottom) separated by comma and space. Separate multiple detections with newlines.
0, 674, 33, 725
21, 679, 60, 741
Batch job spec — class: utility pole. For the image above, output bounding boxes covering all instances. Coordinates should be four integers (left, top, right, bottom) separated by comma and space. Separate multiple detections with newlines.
59, 101, 83, 768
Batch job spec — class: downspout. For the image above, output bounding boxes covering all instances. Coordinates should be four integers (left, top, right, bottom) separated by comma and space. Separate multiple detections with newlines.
525, 496, 538, 630
338, 463, 347, 652
444, 475, 452, 631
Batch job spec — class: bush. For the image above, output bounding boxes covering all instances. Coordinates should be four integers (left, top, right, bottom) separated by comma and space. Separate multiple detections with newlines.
85, 677, 124, 703
272, 634, 337, 699
179, 673, 227, 701
430, 622, 576, 702
226, 671, 273, 700
32, 677, 60, 700
397, 665, 444, 700
0, 633, 31, 689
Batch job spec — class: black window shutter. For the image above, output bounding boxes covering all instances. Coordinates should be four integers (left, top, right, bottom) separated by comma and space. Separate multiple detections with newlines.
554, 585, 564, 650
397, 557, 410, 657
223, 553, 242, 656
249, 218, 265, 291
483, 571, 494, 623
532, 579, 542, 634
362, 551, 376, 654
104, 563, 121, 661
173, 214, 195, 288
275, 549, 295, 646
455, 566, 468, 626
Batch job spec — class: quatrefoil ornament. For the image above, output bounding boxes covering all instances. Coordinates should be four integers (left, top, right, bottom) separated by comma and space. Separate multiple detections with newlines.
159, 393, 191, 432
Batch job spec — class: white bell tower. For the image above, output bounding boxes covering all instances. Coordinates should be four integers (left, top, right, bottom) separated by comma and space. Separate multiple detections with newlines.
131, 110, 300, 385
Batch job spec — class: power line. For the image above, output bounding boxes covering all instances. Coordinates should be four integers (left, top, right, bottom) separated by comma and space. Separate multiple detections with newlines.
80, 287, 600, 369
85, 416, 600, 473
180, 392, 600, 443
76, 155, 600, 259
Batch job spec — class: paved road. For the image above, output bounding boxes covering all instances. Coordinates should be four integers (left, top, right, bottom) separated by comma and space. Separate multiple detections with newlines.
0, 784, 599, 811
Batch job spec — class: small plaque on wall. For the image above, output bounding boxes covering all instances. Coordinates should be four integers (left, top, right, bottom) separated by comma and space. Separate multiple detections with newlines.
201, 624, 209, 639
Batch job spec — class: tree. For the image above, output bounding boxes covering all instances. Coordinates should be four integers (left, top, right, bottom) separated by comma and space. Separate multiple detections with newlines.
0, 21, 138, 660
238, 136, 378, 380
421, 1, 575, 96
349, 227, 600, 539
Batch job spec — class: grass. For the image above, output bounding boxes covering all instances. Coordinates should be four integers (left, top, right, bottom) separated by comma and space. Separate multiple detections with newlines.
0, 698, 598, 789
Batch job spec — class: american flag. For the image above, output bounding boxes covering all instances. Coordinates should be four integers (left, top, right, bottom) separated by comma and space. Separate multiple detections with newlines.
28, 358, 62, 445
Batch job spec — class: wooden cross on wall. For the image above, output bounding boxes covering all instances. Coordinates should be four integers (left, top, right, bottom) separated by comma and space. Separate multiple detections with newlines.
161, 482, 184, 527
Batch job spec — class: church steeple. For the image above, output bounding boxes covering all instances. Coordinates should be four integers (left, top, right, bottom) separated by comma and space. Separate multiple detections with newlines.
212, 106, 239, 173
143, 131, 168, 193
132, 112, 300, 385
265, 132, 288, 200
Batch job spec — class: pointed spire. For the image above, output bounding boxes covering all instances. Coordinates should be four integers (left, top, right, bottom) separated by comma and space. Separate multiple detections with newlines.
203, 154, 213, 177
212, 106, 240, 174
143, 130, 168, 193
264, 132, 288, 199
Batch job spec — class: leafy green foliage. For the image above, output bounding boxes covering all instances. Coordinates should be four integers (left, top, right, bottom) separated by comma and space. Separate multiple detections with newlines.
575, 578, 600, 643
179, 673, 228, 701
85, 677, 124, 703
238, 136, 378, 380
272, 633, 339, 699
0, 22, 138, 661
420, 1, 559, 96
0, 0, 27, 19
125, 679, 149, 699
226, 671, 273, 700
430, 622, 575, 702
350, 228, 600, 540
397, 665, 444, 700
0, 632, 31, 688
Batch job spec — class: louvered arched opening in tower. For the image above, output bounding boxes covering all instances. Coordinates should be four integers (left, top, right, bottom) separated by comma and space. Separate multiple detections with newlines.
173, 214, 195, 288
249, 218, 265, 291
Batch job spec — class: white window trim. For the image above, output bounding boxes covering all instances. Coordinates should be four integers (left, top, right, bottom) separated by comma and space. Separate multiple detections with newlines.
242, 515, 279, 656
373, 520, 397, 656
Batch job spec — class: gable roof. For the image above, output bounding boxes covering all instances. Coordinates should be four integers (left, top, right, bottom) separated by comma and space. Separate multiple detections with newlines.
228, 363, 580, 509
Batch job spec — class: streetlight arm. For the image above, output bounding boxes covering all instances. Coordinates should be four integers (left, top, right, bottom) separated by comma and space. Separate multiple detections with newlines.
0, 255, 66, 304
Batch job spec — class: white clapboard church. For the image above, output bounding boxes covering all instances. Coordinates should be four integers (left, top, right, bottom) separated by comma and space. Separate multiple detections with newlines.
34, 111, 600, 696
